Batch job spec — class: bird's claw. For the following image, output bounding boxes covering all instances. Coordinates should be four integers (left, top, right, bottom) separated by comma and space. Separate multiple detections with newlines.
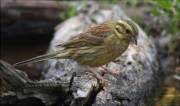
86, 72, 110, 83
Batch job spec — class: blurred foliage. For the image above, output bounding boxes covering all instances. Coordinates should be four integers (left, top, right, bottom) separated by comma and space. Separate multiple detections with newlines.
127, 0, 179, 55
99, 0, 119, 5
154, 87, 180, 106
144, 86, 180, 106
152, 0, 179, 55
55, 0, 87, 20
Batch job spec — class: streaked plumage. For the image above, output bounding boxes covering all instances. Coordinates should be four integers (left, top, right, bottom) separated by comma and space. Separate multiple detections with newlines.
14, 19, 139, 82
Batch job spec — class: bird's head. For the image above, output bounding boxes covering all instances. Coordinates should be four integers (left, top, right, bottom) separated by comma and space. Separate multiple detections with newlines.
114, 19, 139, 45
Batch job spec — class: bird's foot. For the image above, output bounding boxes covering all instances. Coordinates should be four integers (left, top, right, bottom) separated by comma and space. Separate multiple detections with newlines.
87, 72, 110, 83
85, 65, 110, 83
100, 66, 123, 75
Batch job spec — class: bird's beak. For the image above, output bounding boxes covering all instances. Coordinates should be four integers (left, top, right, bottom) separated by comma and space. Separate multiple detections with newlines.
131, 36, 137, 45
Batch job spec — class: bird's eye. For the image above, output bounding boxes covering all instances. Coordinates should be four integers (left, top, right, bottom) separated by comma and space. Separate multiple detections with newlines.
126, 29, 130, 34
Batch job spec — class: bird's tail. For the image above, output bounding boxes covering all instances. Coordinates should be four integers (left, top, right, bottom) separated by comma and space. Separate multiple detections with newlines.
13, 50, 69, 67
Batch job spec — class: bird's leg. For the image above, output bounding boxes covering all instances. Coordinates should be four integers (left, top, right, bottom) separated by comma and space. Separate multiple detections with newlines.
85, 65, 110, 83
100, 66, 123, 75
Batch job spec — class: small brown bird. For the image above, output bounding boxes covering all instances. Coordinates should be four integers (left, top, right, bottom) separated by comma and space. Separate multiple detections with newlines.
14, 19, 139, 82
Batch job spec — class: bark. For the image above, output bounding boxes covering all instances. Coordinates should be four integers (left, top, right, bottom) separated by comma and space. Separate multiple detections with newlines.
0, 60, 70, 105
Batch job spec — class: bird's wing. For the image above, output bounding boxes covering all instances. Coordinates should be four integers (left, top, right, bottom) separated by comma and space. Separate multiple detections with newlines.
55, 21, 114, 48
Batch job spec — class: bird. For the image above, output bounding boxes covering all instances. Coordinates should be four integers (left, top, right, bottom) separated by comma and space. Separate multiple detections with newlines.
13, 19, 139, 82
